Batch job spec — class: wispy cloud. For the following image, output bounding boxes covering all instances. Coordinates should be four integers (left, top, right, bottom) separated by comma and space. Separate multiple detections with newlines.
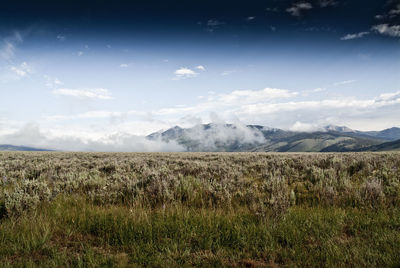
0, 31, 23, 60
318, 0, 338, 8
221, 70, 237, 76
52, 88, 113, 100
10, 62, 32, 78
120, 63, 129, 68
44, 75, 63, 88
333, 80, 356, 86
56, 34, 66, 41
340, 32, 369, 40
204, 19, 225, 32
372, 24, 400, 37
286, 2, 313, 17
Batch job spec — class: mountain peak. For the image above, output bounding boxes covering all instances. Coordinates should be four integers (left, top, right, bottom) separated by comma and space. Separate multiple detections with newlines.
324, 125, 355, 133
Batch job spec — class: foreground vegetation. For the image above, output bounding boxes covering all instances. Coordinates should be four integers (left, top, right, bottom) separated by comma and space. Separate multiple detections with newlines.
0, 152, 399, 266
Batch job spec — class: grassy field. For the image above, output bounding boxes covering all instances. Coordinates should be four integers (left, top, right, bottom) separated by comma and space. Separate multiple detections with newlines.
0, 152, 399, 267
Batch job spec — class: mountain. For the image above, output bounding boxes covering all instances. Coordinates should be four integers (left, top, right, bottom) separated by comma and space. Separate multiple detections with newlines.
362, 127, 400, 141
324, 126, 400, 141
148, 124, 387, 152
252, 131, 382, 152
0, 144, 52, 151
359, 139, 400, 152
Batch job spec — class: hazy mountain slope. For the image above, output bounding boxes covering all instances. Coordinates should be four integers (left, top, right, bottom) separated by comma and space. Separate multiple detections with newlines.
359, 139, 400, 151
252, 132, 382, 152
0, 144, 52, 151
148, 124, 385, 152
326, 126, 400, 141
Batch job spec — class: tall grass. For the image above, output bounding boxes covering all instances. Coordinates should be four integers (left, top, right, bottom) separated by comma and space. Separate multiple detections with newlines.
0, 152, 399, 266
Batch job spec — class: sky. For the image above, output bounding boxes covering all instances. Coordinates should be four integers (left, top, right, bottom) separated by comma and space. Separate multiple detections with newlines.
0, 0, 400, 150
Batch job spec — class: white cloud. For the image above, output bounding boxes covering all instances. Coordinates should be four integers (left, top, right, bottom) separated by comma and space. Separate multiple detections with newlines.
247, 16, 255, 21
77, 51, 84, 56
301, 87, 326, 96
195, 65, 206, 71
120, 63, 129, 68
290, 121, 323, 132
286, 2, 313, 17
218, 88, 298, 105
52, 88, 113, 100
44, 75, 63, 88
340, 32, 369, 40
10, 62, 32, 78
333, 80, 356, 86
174, 67, 198, 79
0, 123, 184, 152
45, 110, 145, 122
155, 88, 298, 115
372, 24, 400, 37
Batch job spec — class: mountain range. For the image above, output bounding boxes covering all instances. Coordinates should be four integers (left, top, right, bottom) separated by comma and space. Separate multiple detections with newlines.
1, 124, 400, 152
148, 124, 400, 152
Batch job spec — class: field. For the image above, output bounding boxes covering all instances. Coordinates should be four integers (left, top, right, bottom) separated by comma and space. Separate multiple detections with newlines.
0, 152, 400, 267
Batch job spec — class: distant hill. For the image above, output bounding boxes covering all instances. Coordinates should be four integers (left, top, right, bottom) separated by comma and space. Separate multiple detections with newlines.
359, 139, 400, 152
325, 126, 400, 141
252, 132, 382, 152
0, 144, 52, 151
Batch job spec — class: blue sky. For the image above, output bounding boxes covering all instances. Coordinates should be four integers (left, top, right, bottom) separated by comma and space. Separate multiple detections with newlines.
0, 0, 400, 150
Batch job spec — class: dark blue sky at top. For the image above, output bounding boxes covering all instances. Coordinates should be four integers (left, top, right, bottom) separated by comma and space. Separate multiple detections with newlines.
1, 0, 398, 40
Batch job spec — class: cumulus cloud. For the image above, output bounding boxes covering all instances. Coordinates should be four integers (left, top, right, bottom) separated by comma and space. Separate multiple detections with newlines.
52, 88, 113, 100
174, 67, 198, 79
372, 24, 400, 37
286, 2, 313, 17
340, 32, 369, 40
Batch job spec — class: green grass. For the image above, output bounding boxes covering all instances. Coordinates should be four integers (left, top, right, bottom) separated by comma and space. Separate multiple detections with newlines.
0, 197, 399, 267
0, 152, 400, 266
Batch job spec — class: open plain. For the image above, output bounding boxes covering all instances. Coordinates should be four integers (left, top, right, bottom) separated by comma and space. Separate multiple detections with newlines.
0, 152, 399, 266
